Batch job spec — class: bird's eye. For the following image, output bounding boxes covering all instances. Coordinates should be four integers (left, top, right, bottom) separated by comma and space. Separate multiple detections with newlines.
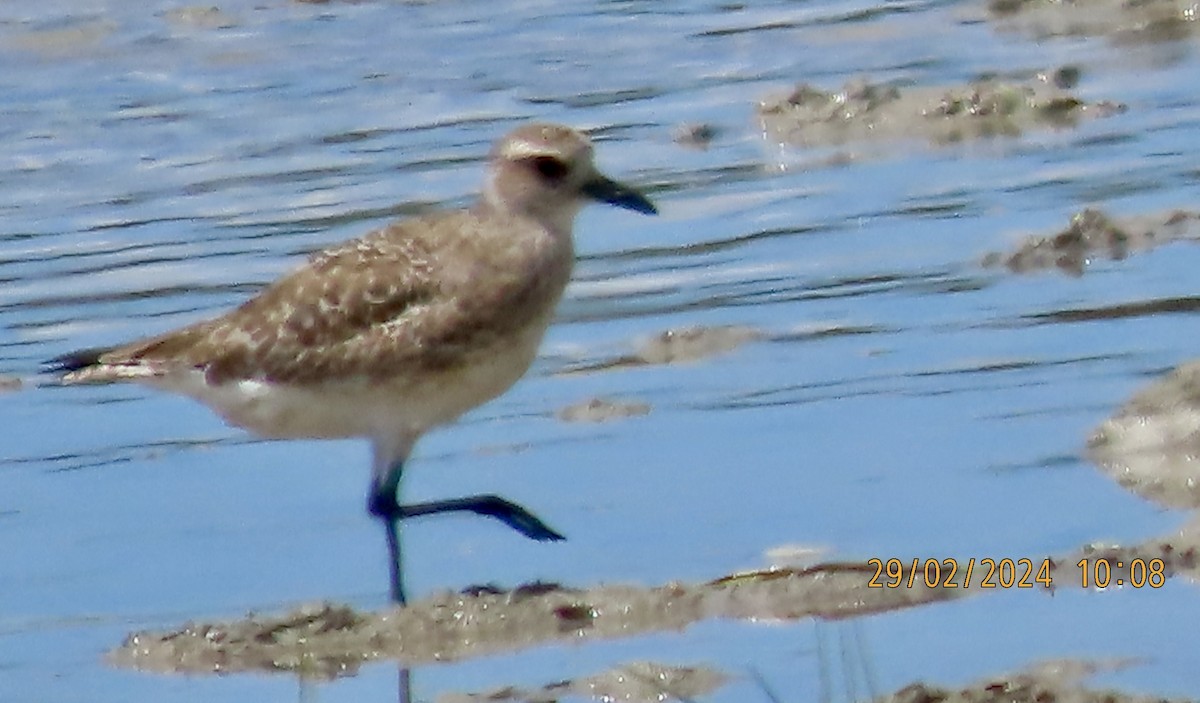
530, 156, 569, 182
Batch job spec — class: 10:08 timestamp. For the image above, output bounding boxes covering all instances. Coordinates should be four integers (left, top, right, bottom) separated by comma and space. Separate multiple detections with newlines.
1077, 558, 1166, 589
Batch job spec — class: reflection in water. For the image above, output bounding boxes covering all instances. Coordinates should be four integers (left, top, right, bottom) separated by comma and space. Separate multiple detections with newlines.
297, 656, 723, 703
816, 619, 880, 703
397, 668, 411, 703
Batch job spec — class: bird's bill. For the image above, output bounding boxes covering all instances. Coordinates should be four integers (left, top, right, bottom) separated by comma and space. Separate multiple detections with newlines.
582, 175, 658, 215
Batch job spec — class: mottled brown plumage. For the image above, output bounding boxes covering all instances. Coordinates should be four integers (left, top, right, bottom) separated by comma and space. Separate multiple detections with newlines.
81, 210, 568, 385
52, 123, 657, 603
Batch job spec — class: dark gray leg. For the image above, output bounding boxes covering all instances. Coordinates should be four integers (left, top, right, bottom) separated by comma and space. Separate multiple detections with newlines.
368, 462, 407, 604
398, 495, 565, 541
368, 460, 566, 603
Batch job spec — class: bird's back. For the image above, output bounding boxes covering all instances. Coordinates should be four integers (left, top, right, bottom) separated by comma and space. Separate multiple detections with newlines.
54, 207, 575, 440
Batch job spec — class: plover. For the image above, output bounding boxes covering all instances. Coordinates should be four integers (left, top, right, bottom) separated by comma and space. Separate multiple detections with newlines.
50, 123, 657, 603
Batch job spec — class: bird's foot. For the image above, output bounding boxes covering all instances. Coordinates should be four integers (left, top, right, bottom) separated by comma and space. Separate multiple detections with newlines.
398, 494, 565, 541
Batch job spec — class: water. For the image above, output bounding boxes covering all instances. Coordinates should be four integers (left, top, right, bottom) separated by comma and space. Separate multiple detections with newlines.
4, 0, 1200, 700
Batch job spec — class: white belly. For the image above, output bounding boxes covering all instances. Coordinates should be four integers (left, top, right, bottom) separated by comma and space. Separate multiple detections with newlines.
145, 327, 545, 442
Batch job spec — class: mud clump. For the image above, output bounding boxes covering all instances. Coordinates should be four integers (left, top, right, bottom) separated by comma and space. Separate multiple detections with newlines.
885, 660, 1191, 703
559, 324, 764, 375
633, 325, 762, 365
162, 6, 238, 30
672, 122, 720, 150
988, 0, 1200, 42
109, 563, 971, 676
556, 397, 651, 423
1088, 359, 1200, 509
757, 73, 1123, 149
983, 208, 1200, 275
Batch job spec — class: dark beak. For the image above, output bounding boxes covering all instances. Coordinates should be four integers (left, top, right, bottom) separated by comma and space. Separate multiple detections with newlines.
582, 175, 658, 215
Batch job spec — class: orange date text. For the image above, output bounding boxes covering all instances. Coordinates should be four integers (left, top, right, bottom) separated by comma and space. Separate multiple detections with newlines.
867, 557, 1054, 589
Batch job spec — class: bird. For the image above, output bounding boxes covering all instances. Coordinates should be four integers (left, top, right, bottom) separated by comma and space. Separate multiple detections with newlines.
49, 123, 658, 603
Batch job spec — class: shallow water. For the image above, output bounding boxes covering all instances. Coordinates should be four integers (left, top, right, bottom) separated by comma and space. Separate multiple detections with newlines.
4, 0, 1200, 700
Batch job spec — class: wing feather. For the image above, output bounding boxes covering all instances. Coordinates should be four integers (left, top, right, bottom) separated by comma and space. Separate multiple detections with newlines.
65, 209, 570, 386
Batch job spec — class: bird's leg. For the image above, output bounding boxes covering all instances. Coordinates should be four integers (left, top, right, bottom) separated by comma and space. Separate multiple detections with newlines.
368, 439, 567, 603
398, 495, 565, 541
367, 461, 407, 605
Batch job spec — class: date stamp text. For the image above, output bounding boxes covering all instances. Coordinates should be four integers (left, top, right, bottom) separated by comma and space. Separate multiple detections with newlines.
866, 557, 1166, 589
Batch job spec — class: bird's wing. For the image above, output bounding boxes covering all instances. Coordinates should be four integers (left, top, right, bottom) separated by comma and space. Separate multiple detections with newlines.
64, 211, 562, 385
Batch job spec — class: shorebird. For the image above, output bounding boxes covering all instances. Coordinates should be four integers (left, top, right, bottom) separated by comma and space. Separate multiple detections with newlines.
50, 123, 657, 603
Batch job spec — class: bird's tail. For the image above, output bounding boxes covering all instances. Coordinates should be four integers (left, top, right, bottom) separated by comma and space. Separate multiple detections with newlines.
43, 346, 114, 376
